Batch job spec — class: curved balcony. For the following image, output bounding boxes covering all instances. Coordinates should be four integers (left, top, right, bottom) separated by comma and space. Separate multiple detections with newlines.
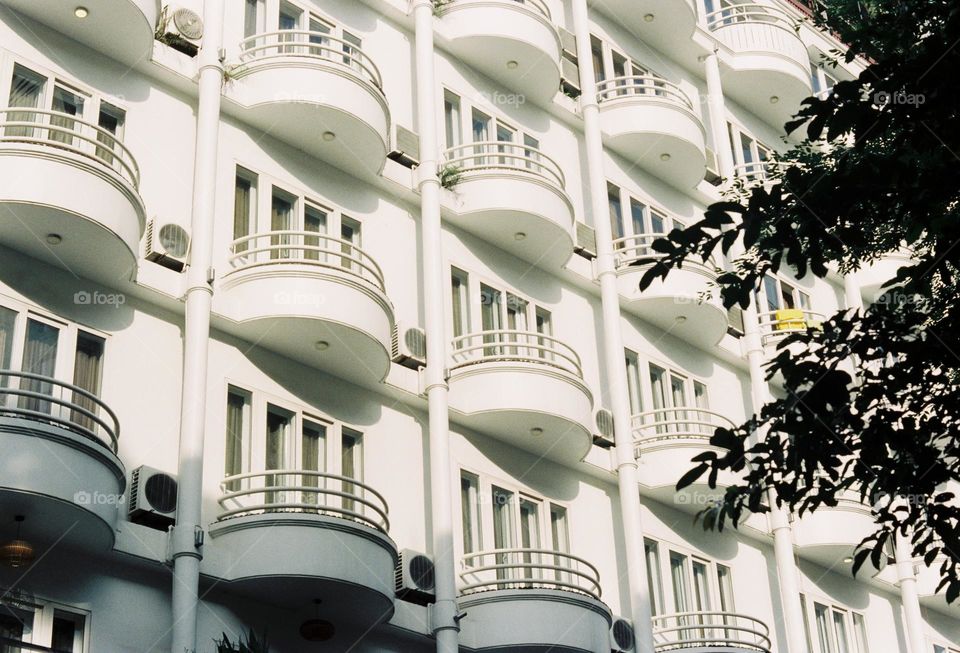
598, 77, 706, 189
458, 548, 611, 652
208, 470, 396, 627
0, 0, 159, 65
758, 309, 825, 347
734, 161, 781, 188
227, 31, 390, 177
447, 330, 593, 464
652, 612, 772, 652
0, 108, 145, 286
614, 235, 727, 347
707, 4, 812, 127
853, 250, 913, 303
442, 142, 575, 269
435, 0, 561, 104
793, 489, 876, 569
0, 371, 124, 553
633, 408, 742, 510
593, 0, 698, 55
218, 231, 395, 385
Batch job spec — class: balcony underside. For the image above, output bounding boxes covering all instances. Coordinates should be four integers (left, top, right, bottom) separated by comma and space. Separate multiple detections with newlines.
448, 363, 593, 465
217, 264, 394, 385
207, 513, 397, 626
458, 589, 611, 653
854, 254, 912, 302
595, 0, 699, 60
227, 61, 390, 178
1, 0, 159, 65
636, 437, 741, 512
793, 501, 878, 570
601, 100, 707, 189
439, 2, 562, 104
444, 172, 575, 270
0, 145, 145, 286
715, 22, 813, 128
0, 416, 125, 552
616, 265, 727, 348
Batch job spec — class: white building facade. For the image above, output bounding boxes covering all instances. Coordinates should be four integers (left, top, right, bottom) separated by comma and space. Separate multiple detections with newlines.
0, 0, 956, 652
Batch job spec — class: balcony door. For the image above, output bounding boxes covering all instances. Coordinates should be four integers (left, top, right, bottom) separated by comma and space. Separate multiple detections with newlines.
488, 484, 568, 586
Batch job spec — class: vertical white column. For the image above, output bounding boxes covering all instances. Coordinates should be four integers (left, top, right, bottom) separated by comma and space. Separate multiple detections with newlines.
895, 532, 928, 653
703, 50, 735, 181
739, 276, 809, 653
411, 2, 460, 651
170, 1, 224, 651
570, 1, 654, 649
844, 274, 864, 311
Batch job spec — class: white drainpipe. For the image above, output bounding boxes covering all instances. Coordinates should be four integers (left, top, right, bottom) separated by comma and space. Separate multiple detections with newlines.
170, 1, 224, 651
570, 1, 655, 649
703, 50, 735, 180
895, 532, 928, 653
411, 1, 460, 651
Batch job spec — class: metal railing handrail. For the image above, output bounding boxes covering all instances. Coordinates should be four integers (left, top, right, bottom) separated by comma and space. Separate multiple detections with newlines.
0, 369, 119, 452
612, 233, 718, 270
238, 30, 383, 89
436, 0, 552, 21
227, 230, 386, 293
443, 141, 566, 190
705, 3, 797, 33
596, 75, 694, 111
217, 469, 390, 533
450, 329, 583, 378
632, 407, 737, 444
460, 548, 602, 599
0, 107, 140, 188
652, 611, 772, 652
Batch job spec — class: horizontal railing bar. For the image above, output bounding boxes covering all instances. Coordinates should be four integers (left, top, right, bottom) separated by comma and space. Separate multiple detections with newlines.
443, 141, 566, 188
237, 30, 382, 88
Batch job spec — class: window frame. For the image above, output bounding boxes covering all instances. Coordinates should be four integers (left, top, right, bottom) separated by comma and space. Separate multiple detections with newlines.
0, 593, 91, 652
800, 593, 869, 653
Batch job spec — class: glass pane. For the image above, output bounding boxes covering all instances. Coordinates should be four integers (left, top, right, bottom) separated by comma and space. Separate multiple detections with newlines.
608, 184, 624, 241
669, 552, 690, 612
549, 505, 569, 552
630, 199, 647, 239
832, 610, 850, 653
650, 209, 666, 235
7, 65, 45, 139
649, 365, 667, 433
224, 389, 249, 490
233, 174, 253, 250
851, 613, 868, 653
480, 284, 502, 356
51, 611, 84, 653
0, 306, 16, 375
301, 419, 326, 505
691, 560, 711, 610
341, 428, 363, 514
0, 605, 33, 644
243, 0, 262, 38
717, 564, 734, 611
444, 91, 461, 149
71, 332, 105, 433
340, 217, 360, 270
519, 498, 541, 549
590, 36, 604, 83
95, 102, 124, 165
304, 204, 327, 261
800, 594, 815, 653
781, 280, 797, 309
644, 540, 663, 615
763, 275, 781, 312
815, 603, 835, 653
451, 269, 469, 339
491, 487, 516, 549
270, 192, 294, 260
265, 407, 290, 507
20, 318, 59, 414
625, 351, 643, 414
460, 472, 482, 555
50, 85, 85, 147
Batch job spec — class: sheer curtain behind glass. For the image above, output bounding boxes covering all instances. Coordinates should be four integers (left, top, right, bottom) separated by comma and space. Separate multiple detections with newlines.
20, 319, 58, 415
71, 332, 104, 435
7, 65, 44, 139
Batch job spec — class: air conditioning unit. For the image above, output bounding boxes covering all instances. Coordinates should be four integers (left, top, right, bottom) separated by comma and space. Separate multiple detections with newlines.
727, 304, 745, 338
391, 323, 427, 370
388, 125, 420, 168
593, 408, 615, 447
145, 220, 191, 272
395, 549, 436, 605
704, 148, 723, 186
128, 465, 178, 530
610, 616, 636, 652
157, 5, 204, 56
573, 222, 597, 260
560, 57, 582, 99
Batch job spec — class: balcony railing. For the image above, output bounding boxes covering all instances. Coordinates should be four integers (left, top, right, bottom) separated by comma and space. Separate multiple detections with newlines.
652, 612, 772, 652
450, 330, 583, 378
758, 308, 825, 344
217, 470, 390, 533
632, 407, 736, 450
613, 233, 717, 271
238, 30, 383, 90
0, 108, 140, 188
706, 3, 796, 33
460, 548, 601, 600
596, 76, 694, 111
442, 141, 566, 191
437, 0, 552, 20
733, 160, 785, 186
228, 231, 386, 293
0, 370, 119, 452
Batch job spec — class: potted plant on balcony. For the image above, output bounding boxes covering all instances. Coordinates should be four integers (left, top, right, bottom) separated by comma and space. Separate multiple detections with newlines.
213, 628, 270, 653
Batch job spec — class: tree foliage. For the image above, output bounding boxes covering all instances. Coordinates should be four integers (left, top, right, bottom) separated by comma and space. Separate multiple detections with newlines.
640, 0, 960, 600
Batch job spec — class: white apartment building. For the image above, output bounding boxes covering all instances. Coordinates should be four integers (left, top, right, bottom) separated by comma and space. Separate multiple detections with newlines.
0, 0, 955, 651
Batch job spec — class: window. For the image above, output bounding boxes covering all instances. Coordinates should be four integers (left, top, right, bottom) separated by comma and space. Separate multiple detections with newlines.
624, 349, 643, 414
607, 182, 683, 257
644, 539, 734, 625
221, 385, 364, 517
243, 0, 265, 38
449, 269, 554, 360
758, 274, 811, 314
442, 90, 540, 162
728, 123, 773, 179
644, 539, 665, 615
231, 167, 360, 268
461, 471, 482, 555
444, 90, 461, 149
0, 594, 88, 652
4, 62, 126, 168
590, 34, 663, 98
803, 596, 868, 653
811, 62, 838, 98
